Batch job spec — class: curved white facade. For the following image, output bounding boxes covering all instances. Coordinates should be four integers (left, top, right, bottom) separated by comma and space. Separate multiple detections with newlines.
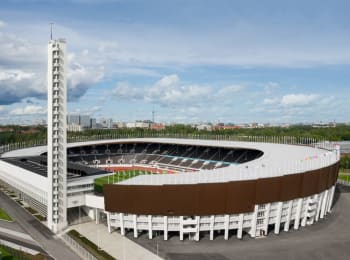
107, 185, 335, 240
0, 138, 340, 241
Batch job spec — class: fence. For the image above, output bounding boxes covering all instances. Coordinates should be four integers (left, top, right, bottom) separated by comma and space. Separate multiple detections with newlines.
0, 133, 338, 156
337, 179, 350, 186
61, 233, 97, 260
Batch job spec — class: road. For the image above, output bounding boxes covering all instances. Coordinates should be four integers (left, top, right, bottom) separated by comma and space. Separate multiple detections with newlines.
129, 184, 350, 260
0, 191, 79, 260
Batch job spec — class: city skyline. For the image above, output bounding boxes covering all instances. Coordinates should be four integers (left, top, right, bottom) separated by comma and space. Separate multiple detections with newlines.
0, 0, 350, 124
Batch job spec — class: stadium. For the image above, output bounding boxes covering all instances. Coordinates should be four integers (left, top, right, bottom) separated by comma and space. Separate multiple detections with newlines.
0, 137, 340, 241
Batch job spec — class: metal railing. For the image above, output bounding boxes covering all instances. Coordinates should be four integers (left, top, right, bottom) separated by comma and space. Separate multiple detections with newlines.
61, 233, 97, 260
337, 179, 350, 186
0, 133, 337, 156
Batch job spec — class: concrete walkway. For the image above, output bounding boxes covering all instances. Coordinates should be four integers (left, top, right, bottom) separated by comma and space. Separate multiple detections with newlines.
69, 222, 163, 260
0, 190, 78, 260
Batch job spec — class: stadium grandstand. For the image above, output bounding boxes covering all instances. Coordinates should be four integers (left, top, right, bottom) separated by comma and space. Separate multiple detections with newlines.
0, 137, 340, 241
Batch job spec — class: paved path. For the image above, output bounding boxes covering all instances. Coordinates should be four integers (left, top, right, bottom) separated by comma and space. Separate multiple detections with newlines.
69, 222, 163, 260
0, 191, 79, 260
129, 185, 350, 260
0, 233, 48, 257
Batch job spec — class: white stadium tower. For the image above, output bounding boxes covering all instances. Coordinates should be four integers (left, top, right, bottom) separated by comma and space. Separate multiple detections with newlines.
47, 38, 68, 232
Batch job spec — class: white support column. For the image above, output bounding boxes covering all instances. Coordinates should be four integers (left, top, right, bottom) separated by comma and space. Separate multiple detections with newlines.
195, 216, 200, 241
179, 216, 184, 241
148, 215, 153, 239
119, 213, 125, 236
95, 208, 99, 224
263, 203, 271, 235
325, 187, 332, 214
224, 214, 229, 240
274, 202, 283, 234
315, 193, 323, 222
320, 190, 329, 219
284, 200, 293, 232
209, 215, 214, 240
309, 195, 318, 225
294, 198, 303, 230
107, 212, 111, 233
237, 213, 244, 239
250, 205, 258, 238
163, 216, 168, 241
133, 215, 138, 238
327, 186, 335, 212
301, 197, 310, 227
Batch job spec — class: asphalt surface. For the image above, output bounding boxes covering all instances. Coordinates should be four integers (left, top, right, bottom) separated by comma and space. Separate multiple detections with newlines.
0, 232, 52, 258
128, 184, 350, 260
0, 191, 79, 260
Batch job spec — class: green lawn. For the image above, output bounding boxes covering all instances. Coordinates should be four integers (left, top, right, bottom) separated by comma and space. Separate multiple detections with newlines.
0, 208, 13, 222
94, 170, 153, 193
339, 174, 350, 182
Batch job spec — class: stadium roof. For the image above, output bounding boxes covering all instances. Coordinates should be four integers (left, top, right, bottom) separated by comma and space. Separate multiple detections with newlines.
0, 138, 339, 185
0, 156, 109, 178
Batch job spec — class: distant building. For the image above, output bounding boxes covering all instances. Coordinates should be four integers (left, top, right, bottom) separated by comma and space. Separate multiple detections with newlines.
126, 120, 152, 129
151, 123, 166, 131
67, 123, 83, 132
99, 118, 114, 128
80, 115, 91, 128
312, 122, 336, 128
67, 114, 97, 130
90, 118, 97, 129
67, 114, 80, 125
196, 124, 212, 131
116, 122, 126, 128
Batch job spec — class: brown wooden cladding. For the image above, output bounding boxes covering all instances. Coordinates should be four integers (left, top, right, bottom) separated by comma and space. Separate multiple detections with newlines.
104, 162, 339, 216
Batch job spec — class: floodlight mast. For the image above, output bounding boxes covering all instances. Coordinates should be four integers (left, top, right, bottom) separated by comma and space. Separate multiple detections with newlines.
50, 22, 54, 40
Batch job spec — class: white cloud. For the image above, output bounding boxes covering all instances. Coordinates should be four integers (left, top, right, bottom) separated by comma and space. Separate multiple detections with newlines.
263, 97, 279, 105
67, 59, 104, 101
113, 82, 144, 101
0, 20, 6, 28
0, 69, 45, 104
216, 85, 245, 97
264, 82, 279, 94
114, 74, 212, 106
10, 105, 46, 115
281, 94, 319, 107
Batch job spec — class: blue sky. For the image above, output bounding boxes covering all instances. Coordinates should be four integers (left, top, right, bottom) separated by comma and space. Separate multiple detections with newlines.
0, 0, 350, 124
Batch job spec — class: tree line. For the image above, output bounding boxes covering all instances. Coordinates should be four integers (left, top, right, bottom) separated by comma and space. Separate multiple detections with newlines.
2, 124, 350, 146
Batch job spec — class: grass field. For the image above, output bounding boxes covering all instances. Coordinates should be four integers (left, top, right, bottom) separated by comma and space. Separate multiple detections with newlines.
339, 173, 350, 182
94, 170, 153, 193
0, 208, 13, 222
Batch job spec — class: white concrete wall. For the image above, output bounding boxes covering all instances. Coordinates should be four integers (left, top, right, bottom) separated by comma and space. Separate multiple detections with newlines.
0, 160, 47, 204
85, 194, 105, 210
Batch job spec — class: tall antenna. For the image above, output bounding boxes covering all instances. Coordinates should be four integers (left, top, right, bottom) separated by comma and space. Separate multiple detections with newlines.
152, 109, 155, 123
50, 22, 54, 40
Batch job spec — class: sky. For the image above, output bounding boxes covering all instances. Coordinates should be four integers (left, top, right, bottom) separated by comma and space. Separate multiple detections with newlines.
0, 0, 350, 124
